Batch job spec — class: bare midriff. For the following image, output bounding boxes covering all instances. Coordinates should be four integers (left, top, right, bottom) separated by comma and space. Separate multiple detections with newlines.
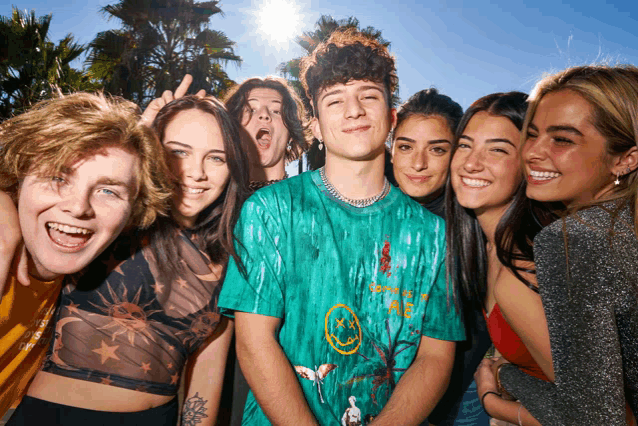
26, 371, 174, 412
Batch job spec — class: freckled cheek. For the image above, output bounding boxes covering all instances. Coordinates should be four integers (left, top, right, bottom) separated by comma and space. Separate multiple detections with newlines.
430, 154, 451, 177
450, 155, 466, 178
392, 155, 409, 173
498, 163, 524, 188
210, 165, 231, 187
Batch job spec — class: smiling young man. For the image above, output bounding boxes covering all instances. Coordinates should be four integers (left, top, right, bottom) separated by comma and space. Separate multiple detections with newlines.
0, 92, 171, 417
218, 30, 465, 425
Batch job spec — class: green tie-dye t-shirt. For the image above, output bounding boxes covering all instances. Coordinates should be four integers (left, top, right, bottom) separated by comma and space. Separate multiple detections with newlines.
219, 170, 465, 425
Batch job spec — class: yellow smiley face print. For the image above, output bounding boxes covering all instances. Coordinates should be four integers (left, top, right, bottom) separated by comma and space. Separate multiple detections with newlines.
325, 304, 362, 355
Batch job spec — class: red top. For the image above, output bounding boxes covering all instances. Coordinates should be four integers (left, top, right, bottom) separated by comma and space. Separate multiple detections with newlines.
485, 303, 549, 382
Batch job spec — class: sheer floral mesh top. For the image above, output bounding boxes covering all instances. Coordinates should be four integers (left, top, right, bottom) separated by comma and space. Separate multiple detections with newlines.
41, 230, 224, 395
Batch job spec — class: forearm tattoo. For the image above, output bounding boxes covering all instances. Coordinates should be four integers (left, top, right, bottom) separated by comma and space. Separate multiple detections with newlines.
181, 392, 209, 426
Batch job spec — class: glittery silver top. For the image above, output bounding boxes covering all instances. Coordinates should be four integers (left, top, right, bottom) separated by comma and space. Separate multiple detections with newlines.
500, 202, 638, 425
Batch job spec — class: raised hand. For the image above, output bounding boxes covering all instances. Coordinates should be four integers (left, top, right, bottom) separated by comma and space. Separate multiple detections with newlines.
140, 74, 207, 126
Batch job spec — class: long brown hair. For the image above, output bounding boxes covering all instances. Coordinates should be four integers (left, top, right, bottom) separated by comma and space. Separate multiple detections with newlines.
149, 95, 250, 282
445, 92, 554, 310
223, 76, 310, 161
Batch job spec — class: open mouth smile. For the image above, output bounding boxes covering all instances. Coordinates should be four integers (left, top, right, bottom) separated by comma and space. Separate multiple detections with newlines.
46, 222, 94, 250
528, 169, 561, 184
461, 177, 491, 188
181, 185, 207, 194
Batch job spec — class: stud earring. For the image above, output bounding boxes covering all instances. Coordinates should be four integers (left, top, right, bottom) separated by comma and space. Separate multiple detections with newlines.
318, 139, 324, 151
614, 172, 621, 185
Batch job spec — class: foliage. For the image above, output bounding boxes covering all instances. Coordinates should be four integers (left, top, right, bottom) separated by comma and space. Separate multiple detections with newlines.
278, 15, 390, 101
86, 0, 241, 106
0, 7, 92, 120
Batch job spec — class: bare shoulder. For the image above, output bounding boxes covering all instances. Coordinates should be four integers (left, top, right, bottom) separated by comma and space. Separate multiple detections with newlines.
493, 261, 539, 311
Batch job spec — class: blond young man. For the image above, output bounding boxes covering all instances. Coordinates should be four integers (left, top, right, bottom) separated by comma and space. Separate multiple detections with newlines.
0, 92, 171, 417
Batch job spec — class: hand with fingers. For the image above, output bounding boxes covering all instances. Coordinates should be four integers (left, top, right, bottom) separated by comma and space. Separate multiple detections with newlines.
140, 74, 207, 126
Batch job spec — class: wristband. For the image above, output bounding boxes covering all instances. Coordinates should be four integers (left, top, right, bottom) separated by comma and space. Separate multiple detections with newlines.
480, 390, 501, 417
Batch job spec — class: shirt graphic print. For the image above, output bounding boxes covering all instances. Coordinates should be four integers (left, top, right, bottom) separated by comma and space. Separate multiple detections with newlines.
219, 170, 465, 425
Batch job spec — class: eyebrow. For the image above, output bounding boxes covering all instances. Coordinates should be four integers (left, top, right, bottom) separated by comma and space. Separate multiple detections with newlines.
247, 98, 282, 105
546, 125, 584, 136
458, 135, 516, 147
319, 85, 384, 102
395, 136, 451, 145
165, 141, 192, 149
97, 178, 132, 188
319, 88, 344, 102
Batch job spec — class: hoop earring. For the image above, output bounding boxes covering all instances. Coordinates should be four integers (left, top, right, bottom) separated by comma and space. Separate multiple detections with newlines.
318, 139, 324, 151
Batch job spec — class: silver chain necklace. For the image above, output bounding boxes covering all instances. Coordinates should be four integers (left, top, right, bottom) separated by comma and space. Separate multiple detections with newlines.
320, 166, 390, 208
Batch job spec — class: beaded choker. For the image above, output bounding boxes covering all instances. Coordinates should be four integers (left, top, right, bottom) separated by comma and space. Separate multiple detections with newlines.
319, 166, 390, 208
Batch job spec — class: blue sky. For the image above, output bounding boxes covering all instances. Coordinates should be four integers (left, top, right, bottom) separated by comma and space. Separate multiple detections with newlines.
3, 0, 638, 108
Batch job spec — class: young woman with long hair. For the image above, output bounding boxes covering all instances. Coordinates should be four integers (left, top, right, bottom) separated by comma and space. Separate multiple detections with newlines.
389, 88, 491, 425
7, 95, 250, 425
391, 88, 462, 217
497, 65, 638, 426
446, 91, 557, 426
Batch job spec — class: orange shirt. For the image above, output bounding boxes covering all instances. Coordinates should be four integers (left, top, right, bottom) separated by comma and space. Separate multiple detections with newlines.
0, 272, 63, 417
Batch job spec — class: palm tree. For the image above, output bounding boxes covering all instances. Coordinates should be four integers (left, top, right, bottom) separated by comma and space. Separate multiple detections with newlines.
277, 15, 396, 170
278, 15, 390, 98
0, 7, 87, 120
86, 0, 241, 105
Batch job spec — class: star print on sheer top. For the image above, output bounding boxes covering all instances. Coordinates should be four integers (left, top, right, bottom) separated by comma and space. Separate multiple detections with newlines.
41, 230, 225, 396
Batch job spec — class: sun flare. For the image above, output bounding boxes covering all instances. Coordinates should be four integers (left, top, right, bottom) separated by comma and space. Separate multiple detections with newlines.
254, 0, 304, 48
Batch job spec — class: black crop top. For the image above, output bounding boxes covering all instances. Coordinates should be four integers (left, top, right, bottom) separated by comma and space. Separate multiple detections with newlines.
41, 230, 224, 395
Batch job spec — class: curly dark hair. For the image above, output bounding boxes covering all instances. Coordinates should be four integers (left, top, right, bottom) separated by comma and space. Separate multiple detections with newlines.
223, 76, 310, 162
299, 29, 398, 115
394, 88, 463, 137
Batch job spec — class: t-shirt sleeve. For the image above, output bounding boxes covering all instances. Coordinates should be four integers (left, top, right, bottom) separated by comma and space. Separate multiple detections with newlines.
420, 222, 465, 341
218, 193, 286, 319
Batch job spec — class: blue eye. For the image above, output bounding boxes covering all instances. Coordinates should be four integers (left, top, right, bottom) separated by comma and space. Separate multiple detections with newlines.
208, 156, 226, 163
99, 188, 119, 197
171, 149, 187, 157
